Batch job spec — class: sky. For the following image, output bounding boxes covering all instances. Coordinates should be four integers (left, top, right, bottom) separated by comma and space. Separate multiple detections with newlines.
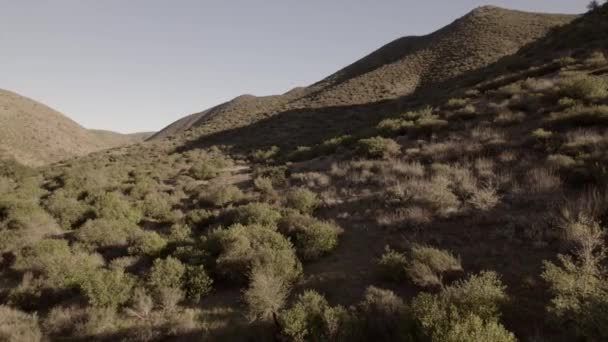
0, 0, 590, 133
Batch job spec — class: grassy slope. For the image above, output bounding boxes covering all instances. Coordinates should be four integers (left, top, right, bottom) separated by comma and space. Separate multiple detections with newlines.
0, 89, 151, 166
150, 6, 574, 146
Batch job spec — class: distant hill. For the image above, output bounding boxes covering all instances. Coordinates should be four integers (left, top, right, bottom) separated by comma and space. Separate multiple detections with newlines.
0, 89, 151, 166
151, 6, 574, 143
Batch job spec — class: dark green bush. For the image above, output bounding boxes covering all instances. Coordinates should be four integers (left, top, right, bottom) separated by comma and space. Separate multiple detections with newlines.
206, 224, 301, 284
251, 146, 280, 163
406, 245, 462, 288
253, 177, 278, 202
357, 137, 400, 159
199, 183, 245, 207
356, 287, 414, 341
411, 271, 512, 342
81, 269, 135, 308
279, 290, 349, 342
0, 305, 42, 342
76, 218, 142, 248
378, 247, 408, 282
186, 208, 214, 227
128, 231, 167, 256
286, 188, 320, 214
148, 256, 186, 293
13, 239, 103, 289
232, 202, 282, 227
184, 264, 213, 302
44, 190, 90, 229
89, 191, 142, 224
189, 163, 219, 180
141, 191, 176, 222
548, 105, 608, 126
278, 212, 341, 260
559, 75, 608, 100
542, 216, 608, 340
243, 267, 290, 322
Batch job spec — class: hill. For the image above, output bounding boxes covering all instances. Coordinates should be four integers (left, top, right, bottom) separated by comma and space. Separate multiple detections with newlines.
151, 6, 574, 145
2, 4, 608, 342
0, 89, 151, 166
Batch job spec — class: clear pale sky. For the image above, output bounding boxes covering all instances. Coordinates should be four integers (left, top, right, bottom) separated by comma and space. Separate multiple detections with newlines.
0, 1, 589, 133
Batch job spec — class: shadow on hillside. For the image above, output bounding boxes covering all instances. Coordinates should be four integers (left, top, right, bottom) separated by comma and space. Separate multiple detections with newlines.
174, 11, 603, 156
173, 98, 419, 155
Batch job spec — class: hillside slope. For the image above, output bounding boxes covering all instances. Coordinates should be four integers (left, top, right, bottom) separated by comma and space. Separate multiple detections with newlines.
0, 89, 150, 166
2, 4, 608, 342
151, 6, 574, 143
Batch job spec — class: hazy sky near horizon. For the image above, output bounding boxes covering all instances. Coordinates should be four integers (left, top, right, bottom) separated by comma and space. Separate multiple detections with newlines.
1, 1, 589, 133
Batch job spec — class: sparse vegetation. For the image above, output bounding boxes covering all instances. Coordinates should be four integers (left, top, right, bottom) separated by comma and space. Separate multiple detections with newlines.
3, 4, 608, 341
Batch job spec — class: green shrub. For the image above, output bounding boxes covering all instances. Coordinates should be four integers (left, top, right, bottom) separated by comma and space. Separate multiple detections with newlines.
232, 202, 282, 227
445, 98, 468, 109
184, 264, 213, 303
559, 75, 608, 100
81, 269, 135, 308
453, 105, 477, 119
531, 128, 554, 140
548, 105, 608, 126
378, 247, 408, 282
468, 185, 500, 211
90, 191, 142, 224
186, 208, 214, 227
189, 163, 219, 180
199, 183, 245, 207
357, 137, 400, 159
128, 231, 167, 256
440, 314, 516, 342
44, 190, 90, 229
148, 256, 186, 293
412, 271, 511, 342
168, 223, 192, 242
356, 287, 413, 341
254, 176, 278, 201
542, 216, 608, 340
244, 267, 290, 322
128, 175, 157, 199
319, 135, 354, 154
0, 196, 61, 253
377, 118, 415, 135
13, 239, 103, 288
188, 155, 229, 180
547, 154, 577, 169
76, 219, 141, 247
407, 245, 462, 288
141, 191, 176, 222
584, 51, 607, 68
251, 146, 280, 163
0, 305, 42, 342
0, 176, 15, 194
377, 108, 448, 135
253, 165, 288, 187
278, 212, 341, 260
286, 188, 320, 214
558, 97, 578, 108
206, 224, 301, 284
279, 290, 348, 342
